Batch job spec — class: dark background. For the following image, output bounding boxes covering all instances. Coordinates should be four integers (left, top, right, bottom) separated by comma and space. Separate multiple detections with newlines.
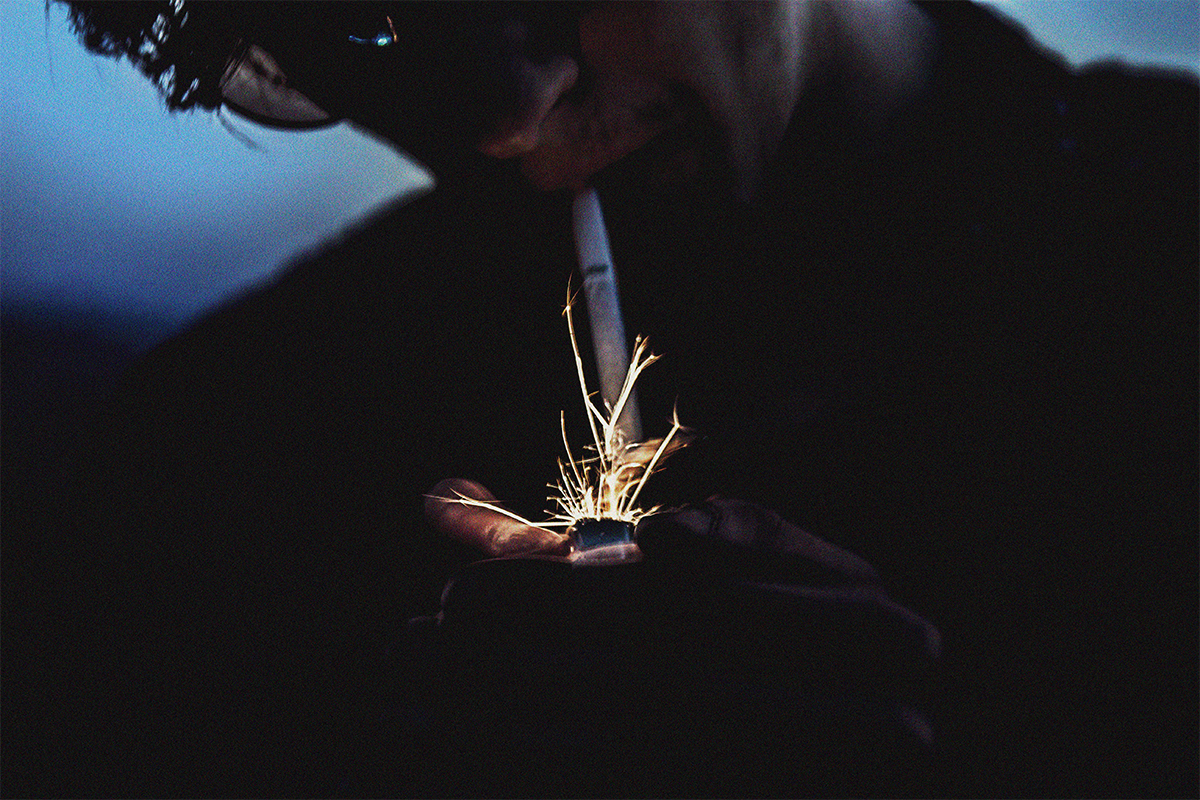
2, 2, 1197, 797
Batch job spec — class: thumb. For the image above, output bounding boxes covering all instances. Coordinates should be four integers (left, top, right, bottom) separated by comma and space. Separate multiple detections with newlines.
424, 478, 569, 558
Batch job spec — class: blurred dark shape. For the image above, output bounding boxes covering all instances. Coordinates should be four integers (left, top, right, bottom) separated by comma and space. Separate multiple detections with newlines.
2, 301, 171, 799
2, 300, 169, 523
63, 1, 236, 111
5, 3, 1197, 798
61, 1, 592, 175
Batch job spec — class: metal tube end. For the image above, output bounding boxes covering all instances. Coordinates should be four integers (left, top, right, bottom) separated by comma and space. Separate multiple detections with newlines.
567, 519, 642, 566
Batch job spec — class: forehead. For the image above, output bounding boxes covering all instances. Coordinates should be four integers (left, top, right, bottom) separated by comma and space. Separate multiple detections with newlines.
230, 2, 591, 165
241, 3, 588, 114
245, 3, 587, 63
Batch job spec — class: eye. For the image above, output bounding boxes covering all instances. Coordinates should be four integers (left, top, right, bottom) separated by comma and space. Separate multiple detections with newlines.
348, 15, 396, 46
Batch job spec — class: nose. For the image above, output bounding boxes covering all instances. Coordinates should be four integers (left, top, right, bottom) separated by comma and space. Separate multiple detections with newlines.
478, 54, 579, 159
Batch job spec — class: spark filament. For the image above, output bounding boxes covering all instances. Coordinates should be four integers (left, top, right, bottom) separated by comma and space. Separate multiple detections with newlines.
441, 289, 687, 533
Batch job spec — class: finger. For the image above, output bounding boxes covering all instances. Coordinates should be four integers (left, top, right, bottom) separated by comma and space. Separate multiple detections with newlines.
424, 478, 569, 558
638, 496, 879, 584
751, 580, 942, 660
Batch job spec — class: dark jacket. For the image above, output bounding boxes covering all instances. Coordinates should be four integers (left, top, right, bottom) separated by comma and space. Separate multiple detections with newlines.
6, 3, 1195, 797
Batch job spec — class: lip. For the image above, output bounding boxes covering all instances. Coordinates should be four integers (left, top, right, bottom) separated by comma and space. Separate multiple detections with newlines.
517, 74, 684, 191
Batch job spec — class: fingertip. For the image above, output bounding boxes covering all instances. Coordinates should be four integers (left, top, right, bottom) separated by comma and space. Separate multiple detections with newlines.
503, 525, 571, 558
426, 477, 495, 503
424, 478, 569, 558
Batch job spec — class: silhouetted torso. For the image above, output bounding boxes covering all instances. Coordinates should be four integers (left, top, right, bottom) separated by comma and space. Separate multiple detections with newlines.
9, 4, 1196, 797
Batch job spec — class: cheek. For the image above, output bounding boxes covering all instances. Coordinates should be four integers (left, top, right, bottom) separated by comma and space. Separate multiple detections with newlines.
477, 55, 580, 159
578, 3, 675, 81
517, 76, 681, 191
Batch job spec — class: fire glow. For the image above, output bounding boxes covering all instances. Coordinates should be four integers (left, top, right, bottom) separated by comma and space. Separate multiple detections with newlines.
444, 289, 688, 536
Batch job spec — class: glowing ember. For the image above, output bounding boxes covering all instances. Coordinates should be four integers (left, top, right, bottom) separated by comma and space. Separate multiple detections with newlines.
444, 287, 688, 536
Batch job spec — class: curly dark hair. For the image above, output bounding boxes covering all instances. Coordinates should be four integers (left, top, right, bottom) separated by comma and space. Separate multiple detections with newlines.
59, 2, 595, 171
62, 1, 256, 111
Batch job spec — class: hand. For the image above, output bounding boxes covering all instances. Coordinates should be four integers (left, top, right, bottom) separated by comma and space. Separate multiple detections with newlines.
637, 496, 941, 749
404, 494, 943, 796
424, 478, 569, 558
637, 496, 941, 661
637, 495, 880, 582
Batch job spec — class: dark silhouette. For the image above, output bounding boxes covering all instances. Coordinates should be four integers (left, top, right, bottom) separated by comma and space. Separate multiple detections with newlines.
3, 3, 1196, 797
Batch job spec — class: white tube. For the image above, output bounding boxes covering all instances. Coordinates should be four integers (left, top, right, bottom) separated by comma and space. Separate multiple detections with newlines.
572, 187, 642, 444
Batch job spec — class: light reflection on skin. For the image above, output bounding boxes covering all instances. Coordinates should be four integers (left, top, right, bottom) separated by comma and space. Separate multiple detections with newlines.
423, 1, 934, 555
426, 291, 688, 559
476, 2, 933, 197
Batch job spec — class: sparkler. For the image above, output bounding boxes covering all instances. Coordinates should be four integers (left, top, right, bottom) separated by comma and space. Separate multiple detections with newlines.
439, 189, 689, 564
442, 292, 687, 558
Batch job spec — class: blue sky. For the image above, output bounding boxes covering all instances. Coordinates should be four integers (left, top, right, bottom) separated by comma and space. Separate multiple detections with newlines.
2, 1, 430, 326
2, 1, 1196, 337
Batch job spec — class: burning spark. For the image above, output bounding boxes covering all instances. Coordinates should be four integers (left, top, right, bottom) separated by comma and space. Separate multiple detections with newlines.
441, 288, 689, 535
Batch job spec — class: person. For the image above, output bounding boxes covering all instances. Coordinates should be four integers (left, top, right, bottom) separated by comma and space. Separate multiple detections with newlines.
4, 2, 1195, 797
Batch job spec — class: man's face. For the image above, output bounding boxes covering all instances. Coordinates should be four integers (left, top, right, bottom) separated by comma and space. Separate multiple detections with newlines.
231, 3, 692, 190
472, 4, 689, 191
229, 2, 815, 195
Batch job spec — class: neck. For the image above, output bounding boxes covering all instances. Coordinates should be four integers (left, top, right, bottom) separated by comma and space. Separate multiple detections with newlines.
810, 0, 936, 122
